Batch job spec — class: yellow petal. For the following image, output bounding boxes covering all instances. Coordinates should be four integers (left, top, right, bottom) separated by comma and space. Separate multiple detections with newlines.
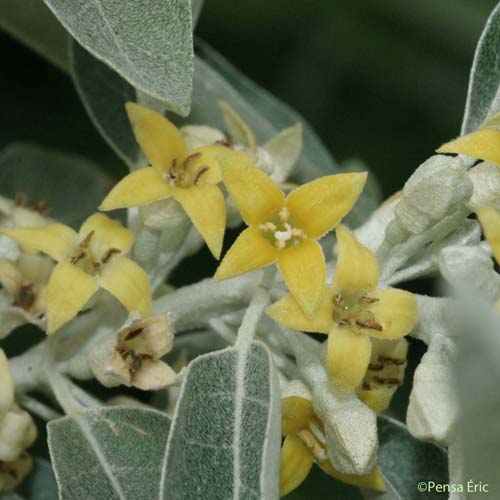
100, 257, 152, 318
99, 167, 172, 211
185, 145, 224, 185
437, 129, 500, 164
280, 435, 314, 497
477, 206, 500, 264
219, 101, 257, 151
217, 149, 285, 225
125, 102, 187, 172
266, 288, 333, 334
80, 214, 134, 255
215, 227, 277, 280
326, 327, 371, 391
320, 460, 386, 492
277, 239, 326, 317
334, 225, 379, 294
0, 224, 77, 262
282, 396, 315, 435
173, 185, 226, 259
361, 288, 417, 339
47, 262, 99, 334
357, 384, 397, 413
286, 173, 367, 239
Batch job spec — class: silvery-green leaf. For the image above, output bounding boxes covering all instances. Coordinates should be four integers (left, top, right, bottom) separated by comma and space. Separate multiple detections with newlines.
361, 475, 401, 500
71, 42, 140, 169
48, 407, 170, 500
406, 335, 459, 445
462, 2, 500, 134
160, 341, 281, 499
0, 143, 112, 228
191, 0, 204, 27
44, 0, 194, 115
0, 494, 24, 500
377, 414, 448, 500
17, 458, 58, 500
0, 0, 68, 72
456, 298, 500, 494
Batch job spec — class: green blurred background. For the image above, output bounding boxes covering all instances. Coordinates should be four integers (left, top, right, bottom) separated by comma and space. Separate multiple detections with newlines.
1, 0, 498, 197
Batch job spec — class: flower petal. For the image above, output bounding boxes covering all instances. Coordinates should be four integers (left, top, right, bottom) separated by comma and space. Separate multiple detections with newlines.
126, 102, 187, 172
0, 259, 22, 296
173, 185, 226, 259
99, 167, 172, 211
0, 224, 77, 262
80, 214, 134, 255
100, 257, 152, 318
278, 239, 326, 317
266, 288, 333, 334
361, 288, 417, 339
437, 129, 500, 164
477, 206, 500, 264
286, 173, 367, 239
133, 360, 177, 390
334, 225, 379, 294
282, 396, 315, 435
280, 435, 314, 497
185, 145, 224, 185
217, 149, 285, 225
47, 262, 99, 334
326, 328, 371, 391
357, 384, 397, 414
219, 101, 257, 151
215, 227, 277, 280
319, 460, 386, 492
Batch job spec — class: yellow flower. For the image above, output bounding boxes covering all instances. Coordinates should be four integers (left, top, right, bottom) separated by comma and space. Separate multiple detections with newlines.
215, 151, 366, 317
99, 103, 227, 259
437, 128, 500, 164
0, 214, 151, 334
280, 386, 385, 497
267, 225, 417, 391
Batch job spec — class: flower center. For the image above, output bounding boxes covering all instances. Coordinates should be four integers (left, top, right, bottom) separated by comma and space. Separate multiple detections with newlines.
296, 418, 328, 462
332, 291, 382, 332
70, 231, 121, 275
259, 207, 307, 249
164, 153, 211, 188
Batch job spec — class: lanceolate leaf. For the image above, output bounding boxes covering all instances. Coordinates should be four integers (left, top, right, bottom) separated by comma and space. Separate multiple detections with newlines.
43, 0, 194, 115
0, 143, 112, 228
160, 341, 281, 499
377, 414, 448, 500
47, 407, 171, 500
462, 1, 500, 134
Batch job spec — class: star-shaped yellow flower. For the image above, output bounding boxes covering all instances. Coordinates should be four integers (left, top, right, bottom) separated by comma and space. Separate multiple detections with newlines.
267, 225, 417, 391
0, 214, 151, 334
280, 386, 385, 497
99, 103, 227, 259
437, 128, 500, 164
215, 151, 367, 317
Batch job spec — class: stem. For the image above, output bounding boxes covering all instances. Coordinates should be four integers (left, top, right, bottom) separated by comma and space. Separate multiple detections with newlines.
48, 372, 83, 415
235, 268, 275, 349
17, 395, 62, 421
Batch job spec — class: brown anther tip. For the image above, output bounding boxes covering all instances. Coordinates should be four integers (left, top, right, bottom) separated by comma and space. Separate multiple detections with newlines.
359, 295, 380, 304
367, 363, 384, 371
214, 139, 233, 147
14, 191, 28, 206
101, 248, 121, 264
81, 230, 95, 248
373, 376, 403, 386
13, 283, 36, 310
362, 382, 373, 390
184, 152, 202, 163
379, 356, 405, 366
355, 319, 383, 331
125, 327, 144, 341
194, 165, 210, 185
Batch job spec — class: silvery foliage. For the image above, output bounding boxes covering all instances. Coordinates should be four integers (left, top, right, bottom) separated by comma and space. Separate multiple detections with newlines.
1, 1, 500, 499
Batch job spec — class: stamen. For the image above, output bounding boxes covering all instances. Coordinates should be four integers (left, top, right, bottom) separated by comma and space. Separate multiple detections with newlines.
101, 248, 121, 264
355, 318, 383, 331
13, 283, 35, 310
297, 429, 327, 462
359, 295, 380, 305
373, 376, 403, 386
80, 230, 95, 249
279, 207, 289, 222
378, 356, 405, 366
275, 223, 292, 242
193, 165, 210, 185
259, 222, 277, 232
184, 152, 202, 164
